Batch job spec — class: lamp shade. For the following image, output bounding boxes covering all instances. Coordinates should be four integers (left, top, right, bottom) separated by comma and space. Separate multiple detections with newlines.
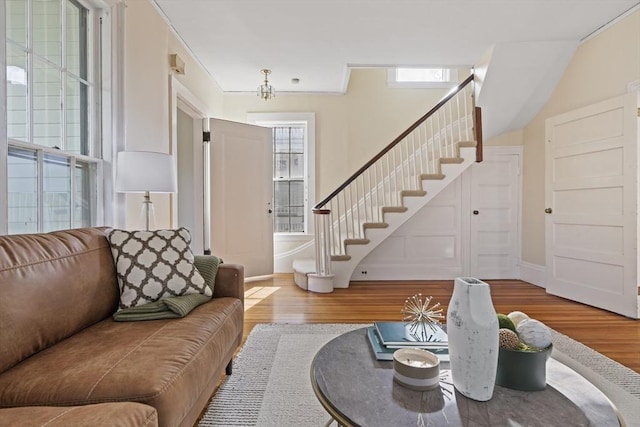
116, 151, 177, 193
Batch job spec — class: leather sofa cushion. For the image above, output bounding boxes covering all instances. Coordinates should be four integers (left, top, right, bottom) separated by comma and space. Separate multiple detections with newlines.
0, 228, 119, 373
0, 298, 243, 427
0, 402, 158, 427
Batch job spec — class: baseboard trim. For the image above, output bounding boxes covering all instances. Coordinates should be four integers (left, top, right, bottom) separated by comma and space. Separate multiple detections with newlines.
351, 264, 463, 281
520, 261, 546, 288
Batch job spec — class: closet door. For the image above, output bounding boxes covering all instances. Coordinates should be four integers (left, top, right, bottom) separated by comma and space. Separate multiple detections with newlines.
545, 93, 638, 318
469, 148, 521, 279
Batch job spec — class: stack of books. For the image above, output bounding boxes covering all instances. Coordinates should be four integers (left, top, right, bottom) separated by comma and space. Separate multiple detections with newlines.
366, 321, 449, 362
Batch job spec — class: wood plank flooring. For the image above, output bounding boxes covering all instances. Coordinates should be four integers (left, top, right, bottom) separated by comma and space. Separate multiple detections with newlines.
243, 275, 640, 374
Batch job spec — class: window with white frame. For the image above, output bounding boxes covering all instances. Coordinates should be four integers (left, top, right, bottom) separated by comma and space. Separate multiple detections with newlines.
247, 113, 315, 237
388, 67, 459, 88
273, 125, 305, 233
4, 0, 102, 234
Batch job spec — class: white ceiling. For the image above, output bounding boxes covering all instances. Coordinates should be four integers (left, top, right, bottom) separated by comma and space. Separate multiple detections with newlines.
152, 0, 639, 94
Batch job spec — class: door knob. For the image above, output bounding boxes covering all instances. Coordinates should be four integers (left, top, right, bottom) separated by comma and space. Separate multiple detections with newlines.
545, 208, 552, 214
473, 210, 479, 215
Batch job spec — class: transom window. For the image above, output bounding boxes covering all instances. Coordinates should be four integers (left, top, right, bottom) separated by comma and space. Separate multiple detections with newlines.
388, 67, 459, 88
4, 0, 101, 234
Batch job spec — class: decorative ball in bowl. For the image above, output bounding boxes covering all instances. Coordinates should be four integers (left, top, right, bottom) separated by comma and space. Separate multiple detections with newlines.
392, 348, 440, 391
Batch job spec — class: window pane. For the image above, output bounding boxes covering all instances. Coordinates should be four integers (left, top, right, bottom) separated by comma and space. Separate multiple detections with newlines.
33, 58, 62, 148
6, 44, 29, 141
8, 147, 38, 234
43, 153, 71, 232
75, 161, 96, 228
274, 181, 289, 207
66, 0, 87, 79
6, 0, 27, 45
66, 77, 88, 154
289, 207, 304, 232
290, 127, 304, 153
290, 180, 304, 206
274, 127, 289, 153
290, 153, 304, 179
274, 213, 289, 233
396, 68, 447, 82
33, 0, 62, 65
274, 153, 289, 179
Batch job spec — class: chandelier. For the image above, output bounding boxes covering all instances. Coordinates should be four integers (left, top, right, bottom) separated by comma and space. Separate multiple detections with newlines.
257, 69, 275, 101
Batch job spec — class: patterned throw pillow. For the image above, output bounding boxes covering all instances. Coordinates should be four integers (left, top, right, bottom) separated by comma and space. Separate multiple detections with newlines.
105, 228, 212, 311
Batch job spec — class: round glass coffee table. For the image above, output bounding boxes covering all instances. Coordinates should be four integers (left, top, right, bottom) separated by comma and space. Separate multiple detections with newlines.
311, 328, 621, 427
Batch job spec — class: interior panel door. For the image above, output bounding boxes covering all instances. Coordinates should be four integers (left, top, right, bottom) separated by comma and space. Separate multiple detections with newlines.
545, 93, 638, 318
210, 118, 273, 277
469, 150, 520, 279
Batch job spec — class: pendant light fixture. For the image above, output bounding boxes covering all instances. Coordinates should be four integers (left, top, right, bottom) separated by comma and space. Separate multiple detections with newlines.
257, 69, 275, 101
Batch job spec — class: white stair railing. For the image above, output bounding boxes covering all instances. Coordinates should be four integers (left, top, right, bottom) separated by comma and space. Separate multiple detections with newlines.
312, 75, 480, 270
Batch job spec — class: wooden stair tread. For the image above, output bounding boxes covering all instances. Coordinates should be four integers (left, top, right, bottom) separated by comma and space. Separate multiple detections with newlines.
420, 173, 445, 180
382, 206, 408, 213
440, 157, 464, 164
458, 141, 477, 148
401, 190, 427, 197
344, 238, 370, 245
363, 222, 388, 229
331, 254, 351, 261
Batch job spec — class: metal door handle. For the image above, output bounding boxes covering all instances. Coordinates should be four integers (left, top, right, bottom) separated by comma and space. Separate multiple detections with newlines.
545, 208, 552, 214
473, 210, 479, 215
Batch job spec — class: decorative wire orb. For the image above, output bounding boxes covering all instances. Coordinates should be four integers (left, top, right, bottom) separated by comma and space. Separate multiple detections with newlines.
401, 293, 445, 341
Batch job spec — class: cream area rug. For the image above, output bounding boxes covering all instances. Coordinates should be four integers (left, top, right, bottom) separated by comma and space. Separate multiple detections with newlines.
198, 323, 640, 427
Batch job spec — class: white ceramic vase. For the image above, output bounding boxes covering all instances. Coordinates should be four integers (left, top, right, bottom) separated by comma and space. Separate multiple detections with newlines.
446, 277, 499, 401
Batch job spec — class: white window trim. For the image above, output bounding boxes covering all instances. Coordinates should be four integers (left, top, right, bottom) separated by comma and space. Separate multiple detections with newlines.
247, 112, 316, 240
1, 0, 113, 234
387, 67, 459, 89
0, 2, 7, 234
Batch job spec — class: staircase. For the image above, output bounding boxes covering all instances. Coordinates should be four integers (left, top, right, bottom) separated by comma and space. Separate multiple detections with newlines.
294, 75, 482, 292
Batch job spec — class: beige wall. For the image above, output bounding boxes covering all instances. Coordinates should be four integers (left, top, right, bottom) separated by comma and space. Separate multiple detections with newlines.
222, 68, 481, 202
121, 0, 223, 229
521, 10, 640, 266
485, 129, 524, 146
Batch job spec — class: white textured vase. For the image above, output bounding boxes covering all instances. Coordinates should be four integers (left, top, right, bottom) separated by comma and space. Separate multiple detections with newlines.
447, 277, 499, 401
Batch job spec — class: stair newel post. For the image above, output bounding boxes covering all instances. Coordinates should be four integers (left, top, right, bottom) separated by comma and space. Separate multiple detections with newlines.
474, 106, 483, 163
308, 208, 335, 293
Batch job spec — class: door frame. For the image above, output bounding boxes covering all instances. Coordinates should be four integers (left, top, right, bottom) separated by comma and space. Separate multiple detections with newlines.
169, 76, 209, 253
462, 145, 523, 279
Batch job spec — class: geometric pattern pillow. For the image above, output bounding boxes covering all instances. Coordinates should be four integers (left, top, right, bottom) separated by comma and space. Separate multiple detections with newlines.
104, 227, 212, 311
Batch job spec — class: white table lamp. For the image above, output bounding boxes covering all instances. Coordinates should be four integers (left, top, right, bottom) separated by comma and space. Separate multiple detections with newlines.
116, 151, 177, 230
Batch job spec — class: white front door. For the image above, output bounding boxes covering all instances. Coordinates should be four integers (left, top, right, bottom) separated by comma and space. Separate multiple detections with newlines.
545, 93, 638, 318
469, 148, 521, 279
210, 118, 274, 277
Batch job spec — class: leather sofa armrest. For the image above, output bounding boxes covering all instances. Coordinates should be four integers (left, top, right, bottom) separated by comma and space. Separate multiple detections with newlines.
212, 264, 244, 305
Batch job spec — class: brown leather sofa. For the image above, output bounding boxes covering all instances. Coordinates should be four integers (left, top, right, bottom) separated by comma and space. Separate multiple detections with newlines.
0, 228, 244, 427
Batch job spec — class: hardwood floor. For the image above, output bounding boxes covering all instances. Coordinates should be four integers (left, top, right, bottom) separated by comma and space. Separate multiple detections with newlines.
243, 275, 640, 374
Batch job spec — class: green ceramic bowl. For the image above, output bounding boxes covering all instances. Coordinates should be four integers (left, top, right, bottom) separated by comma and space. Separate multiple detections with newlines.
495, 344, 553, 391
